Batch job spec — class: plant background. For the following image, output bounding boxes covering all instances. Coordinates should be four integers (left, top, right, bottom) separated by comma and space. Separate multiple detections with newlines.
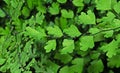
0, 0, 120, 73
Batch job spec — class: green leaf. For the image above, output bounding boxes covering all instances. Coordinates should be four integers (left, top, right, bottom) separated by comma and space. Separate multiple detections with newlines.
23, 40, 33, 54
46, 60, 60, 73
72, 0, 84, 7
100, 40, 118, 58
61, 9, 74, 18
101, 12, 115, 24
44, 40, 56, 53
90, 51, 100, 59
27, 0, 34, 10
23, 71, 32, 73
69, 58, 84, 73
63, 25, 81, 38
88, 59, 104, 73
0, 9, 6, 17
47, 25, 63, 37
112, 19, 120, 28
96, 0, 111, 10
59, 66, 69, 73
21, 6, 30, 18
59, 58, 84, 73
0, 58, 6, 65
54, 53, 72, 64
78, 10, 96, 24
10, 0, 18, 8
89, 28, 100, 34
3, 0, 10, 5
60, 17, 67, 29
49, 2, 60, 15
84, 0, 90, 4
57, 0, 67, 3
79, 36, 94, 51
61, 39, 74, 54
25, 27, 46, 40
108, 54, 120, 68
94, 33, 105, 42
103, 30, 113, 38
113, 1, 120, 14
10, 61, 21, 73
36, 12, 45, 25
36, 2, 46, 13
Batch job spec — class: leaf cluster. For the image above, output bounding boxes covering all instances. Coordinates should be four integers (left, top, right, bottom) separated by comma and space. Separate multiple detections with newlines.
1, 0, 120, 73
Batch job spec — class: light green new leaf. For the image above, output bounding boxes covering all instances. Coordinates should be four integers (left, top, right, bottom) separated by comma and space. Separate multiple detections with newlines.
44, 40, 56, 53
108, 55, 120, 68
100, 40, 118, 58
57, 0, 67, 3
36, 12, 45, 25
49, 2, 60, 15
80, 36, 94, 51
89, 28, 100, 34
101, 12, 115, 23
112, 19, 120, 28
61, 39, 74, 54
61, 9, 74, 18
88, 59, 104, 73
72, 0, 84, 7
79, 10, 96, 24
25, 27, 46, 40
63, 25, 81, 38
103, 30, 113, 38
96, 0, 111, 10
0, 9, 6, 17
47, 25, 63, 37
113, 1, 120, 14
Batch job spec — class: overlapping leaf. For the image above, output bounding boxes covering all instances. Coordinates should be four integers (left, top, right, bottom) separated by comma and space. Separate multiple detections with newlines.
61, 39, 74, 54
72, 0, 84, 7
49, 2, 60, 15
0, 9, 6, 17
99, 40, 118, 58
79, 10, 96, 24
88, 59, 104, 73
108, 55, 120, 68
36, 12, 45, 25
47, 25, 63, 37
60, 58, 84, 73
61, 9, 74, 18
113, 1, 120, 14
25, 27, 46, 40
63, 25, 81, 38
96, 0, 111, 10
79, 36, 94, 51
44, 40, 56, 53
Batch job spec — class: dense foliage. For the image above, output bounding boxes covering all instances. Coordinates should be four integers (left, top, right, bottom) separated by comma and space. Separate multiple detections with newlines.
0, 0, 120, 73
